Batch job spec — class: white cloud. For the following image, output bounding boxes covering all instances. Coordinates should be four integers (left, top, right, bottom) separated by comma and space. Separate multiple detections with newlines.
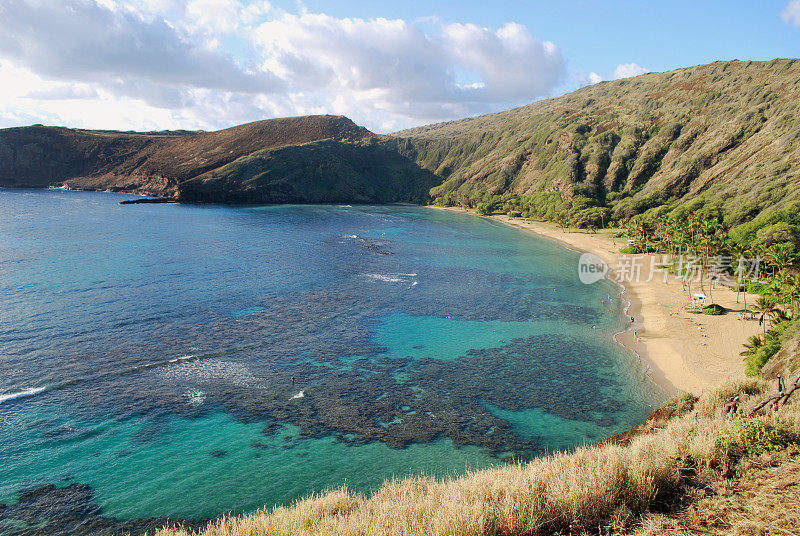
0, 0, 281, 96
612, 62, 649, 79
441, 22, 564, 102
25, 84, 100, 100
782, 0, 800, 25
0, 60, 182, 130
0, 0, 567, 132
184, 0, 270, 34
573, 62, 648, 89
252, 13, 565, 124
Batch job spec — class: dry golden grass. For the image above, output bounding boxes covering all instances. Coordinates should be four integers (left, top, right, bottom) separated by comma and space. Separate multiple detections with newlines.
158, 379, 799, 536
634, 450, 800, 536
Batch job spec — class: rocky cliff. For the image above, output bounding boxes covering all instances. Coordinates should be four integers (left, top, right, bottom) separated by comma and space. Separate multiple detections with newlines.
0, 115, 433, 203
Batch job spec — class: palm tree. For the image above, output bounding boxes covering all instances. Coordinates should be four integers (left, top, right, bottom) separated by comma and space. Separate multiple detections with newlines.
765, 243, 797, 276
692, 214, 725, 297
729, 241, 750, 307
740, 334, 763, 358
769, 308, 792, 327
556, 210, 569, 232
787, 274, 800, 316
753, 296, 780, 335
671, 218, 688, 258
770, 271, 790, 307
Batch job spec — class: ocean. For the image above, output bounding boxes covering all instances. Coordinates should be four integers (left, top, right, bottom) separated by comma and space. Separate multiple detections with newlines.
0, 188, 662, 533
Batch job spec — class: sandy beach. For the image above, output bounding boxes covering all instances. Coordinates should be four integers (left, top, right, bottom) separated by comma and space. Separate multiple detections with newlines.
433, 207, 761, 396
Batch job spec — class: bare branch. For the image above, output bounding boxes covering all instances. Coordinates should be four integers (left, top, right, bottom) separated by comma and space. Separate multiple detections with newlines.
779, 374, 800, 406
749, 393, 782, 415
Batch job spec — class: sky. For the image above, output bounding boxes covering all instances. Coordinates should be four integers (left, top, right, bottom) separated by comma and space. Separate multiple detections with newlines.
0, 0, 798, 133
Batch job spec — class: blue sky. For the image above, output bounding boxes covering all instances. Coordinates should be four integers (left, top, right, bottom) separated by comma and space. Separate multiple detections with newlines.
280, 0, 799, 80
0, 0, 798, 132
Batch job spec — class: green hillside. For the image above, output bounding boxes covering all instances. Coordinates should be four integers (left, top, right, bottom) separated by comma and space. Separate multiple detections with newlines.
395, 59, 800, 225
178, 138, 440, 204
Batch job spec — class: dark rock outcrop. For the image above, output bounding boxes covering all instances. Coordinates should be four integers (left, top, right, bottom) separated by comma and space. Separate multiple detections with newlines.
0, 483, 203, 536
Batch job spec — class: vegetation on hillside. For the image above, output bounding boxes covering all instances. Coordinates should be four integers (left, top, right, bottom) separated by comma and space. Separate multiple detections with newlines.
178, 139, 440, 204
156, 378, 799, 536
398, 60, 800, 228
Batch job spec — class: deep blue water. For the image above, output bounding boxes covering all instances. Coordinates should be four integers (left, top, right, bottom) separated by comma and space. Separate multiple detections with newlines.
0, 189, 662, 530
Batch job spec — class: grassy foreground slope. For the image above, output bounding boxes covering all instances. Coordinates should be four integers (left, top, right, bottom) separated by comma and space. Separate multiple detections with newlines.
396, 59, 800, 223
157, 375, 799, 536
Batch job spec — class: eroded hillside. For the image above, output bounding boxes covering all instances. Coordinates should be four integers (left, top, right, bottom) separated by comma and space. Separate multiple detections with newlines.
0, 115, 404, 202
396, 59, 800, 222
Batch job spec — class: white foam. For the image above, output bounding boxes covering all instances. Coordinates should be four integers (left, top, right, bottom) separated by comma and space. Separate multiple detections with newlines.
168, 354, 196, 364
365, 273, 419, 287
290, 390, 305, 400
185, 389, 206, 406
164, 360, 257, 388
366, 273, 417, 281
366, 274, 405, 283
0, 386, 46, 405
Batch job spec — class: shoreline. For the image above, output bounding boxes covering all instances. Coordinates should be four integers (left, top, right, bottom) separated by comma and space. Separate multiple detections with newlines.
430, 206, 760, 396
9, 185, 755, 396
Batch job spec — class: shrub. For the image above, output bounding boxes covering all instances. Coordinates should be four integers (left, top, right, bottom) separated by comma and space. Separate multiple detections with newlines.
729, 202, 800, 246
702, 303, 726, 315
475, 201, 494, 216
746, 281, 770, 295
573, 206, 612, 229
508, 211, 522, 218
756, 221, 800, 248
520, 192, 569, 221
744, 329, 786, 377
715, 414, 796, 470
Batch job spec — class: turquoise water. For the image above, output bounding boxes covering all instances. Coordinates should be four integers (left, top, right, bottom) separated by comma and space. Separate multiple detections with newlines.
0, 405, 492, 521
0, 189, 662, 532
